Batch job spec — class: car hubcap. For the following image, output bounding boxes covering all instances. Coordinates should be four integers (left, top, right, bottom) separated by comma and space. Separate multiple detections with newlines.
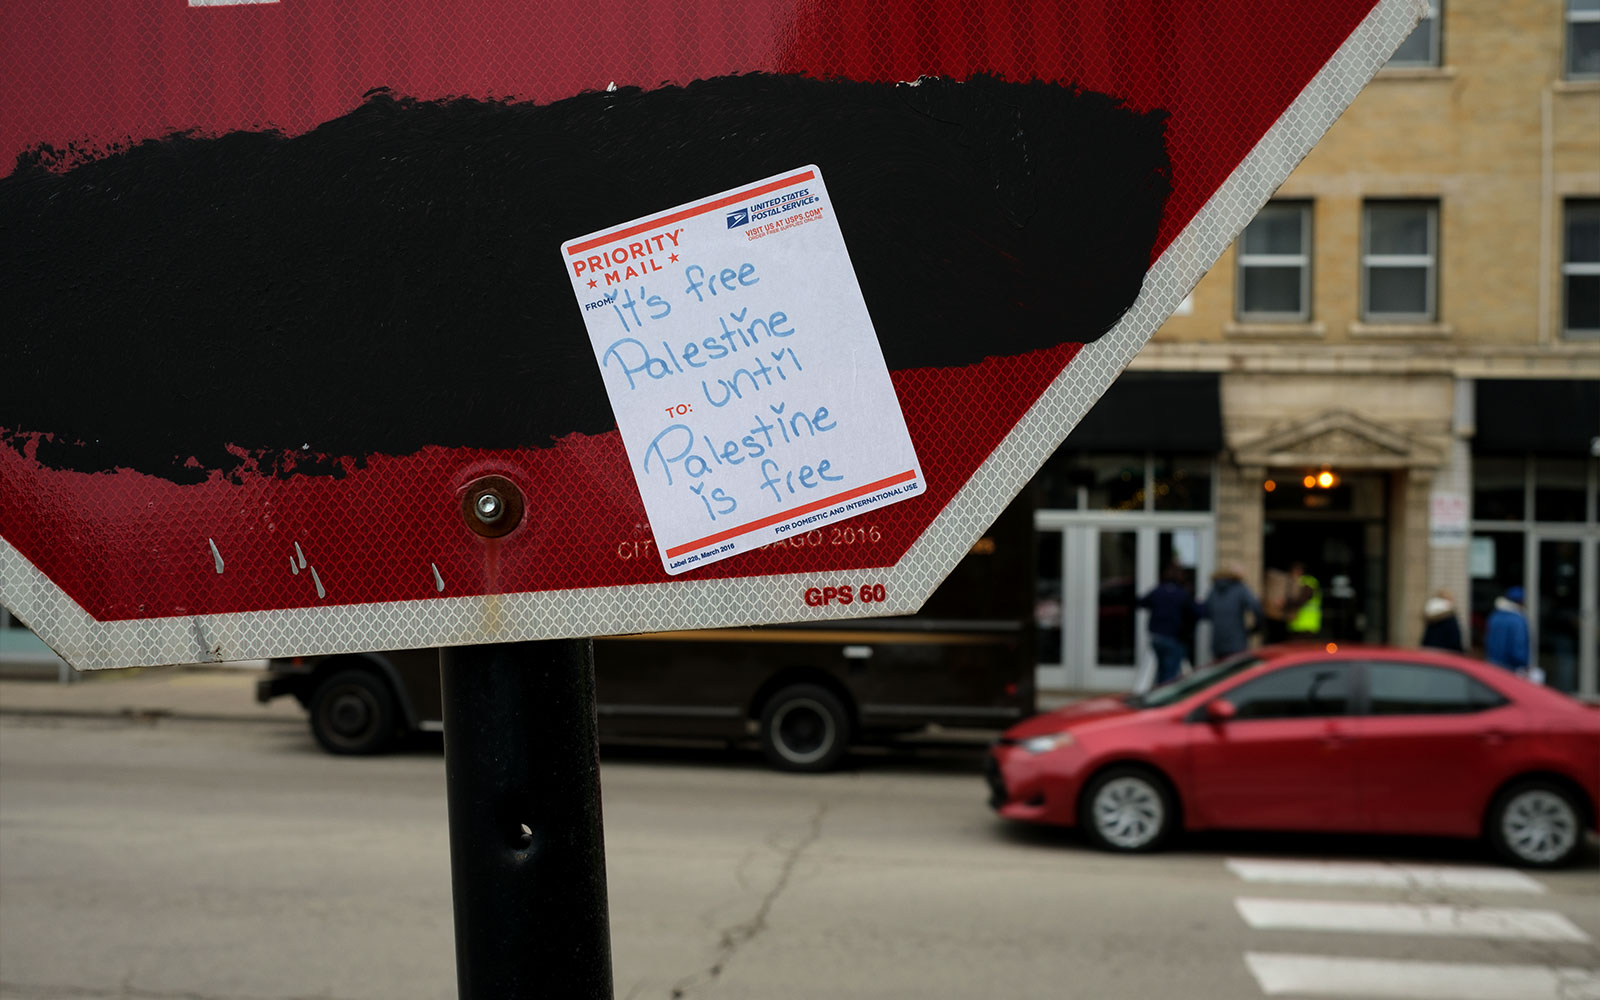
1502, 790, 1578, 864
1093, 777, 1163, 848
773, 699, 834, 764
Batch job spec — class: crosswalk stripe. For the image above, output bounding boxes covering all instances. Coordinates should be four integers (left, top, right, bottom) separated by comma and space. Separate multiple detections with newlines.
1226, 858, 1545, 894
1244, 953, 1600, 1000
1235, 897, 1589, 941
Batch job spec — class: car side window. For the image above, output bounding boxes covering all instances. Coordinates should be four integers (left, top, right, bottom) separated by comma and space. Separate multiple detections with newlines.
1222, 663, 1351, 719
1364, 661, 1507, 715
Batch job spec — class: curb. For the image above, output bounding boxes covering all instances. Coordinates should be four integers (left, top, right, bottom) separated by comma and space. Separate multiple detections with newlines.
0, 705, 302, 725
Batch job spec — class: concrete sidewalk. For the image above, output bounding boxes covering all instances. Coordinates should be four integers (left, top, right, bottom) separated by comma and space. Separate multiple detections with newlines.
0, 665, 303, 724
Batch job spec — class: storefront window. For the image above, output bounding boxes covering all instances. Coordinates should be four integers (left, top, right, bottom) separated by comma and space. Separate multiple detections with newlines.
1038, 451, 1215, 513
1471, 456, 1525, 521
1034, 457, 1085, 510
1469, 451, 1598, 697
1153, 455, 1213, 511
1534, 458, 1589, 523
1087, 454, 1145, 511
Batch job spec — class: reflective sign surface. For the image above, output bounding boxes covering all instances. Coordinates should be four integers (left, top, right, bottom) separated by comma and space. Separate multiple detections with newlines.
0, 0, 1421, 667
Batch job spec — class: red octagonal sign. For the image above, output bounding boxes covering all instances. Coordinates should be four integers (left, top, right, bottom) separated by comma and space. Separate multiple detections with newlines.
0, 0, 1421, 669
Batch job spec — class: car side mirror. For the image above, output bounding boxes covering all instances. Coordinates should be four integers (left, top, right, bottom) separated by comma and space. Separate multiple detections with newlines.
1204, 699, 1237, 722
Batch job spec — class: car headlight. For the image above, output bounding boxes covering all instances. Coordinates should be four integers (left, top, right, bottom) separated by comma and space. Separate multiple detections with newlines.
1021, 732, 1075, 754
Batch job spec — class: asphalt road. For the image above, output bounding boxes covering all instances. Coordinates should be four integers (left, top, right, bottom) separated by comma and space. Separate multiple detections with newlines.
1, 714, 1596, 1000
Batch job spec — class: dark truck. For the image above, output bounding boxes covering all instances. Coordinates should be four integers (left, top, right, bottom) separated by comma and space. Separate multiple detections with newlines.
258, 498, 1034, 771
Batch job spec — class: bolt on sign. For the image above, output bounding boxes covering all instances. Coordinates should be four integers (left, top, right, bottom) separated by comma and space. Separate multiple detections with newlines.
0, 0, 1425, 669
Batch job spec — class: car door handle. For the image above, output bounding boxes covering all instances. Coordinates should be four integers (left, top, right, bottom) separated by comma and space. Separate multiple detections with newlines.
1482, 729, 1506, 746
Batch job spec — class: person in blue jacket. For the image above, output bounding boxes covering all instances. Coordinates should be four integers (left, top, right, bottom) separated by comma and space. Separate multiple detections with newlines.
1483, 585, 1530, 674
1202, 562, 1265, 662
1138, 565, 1200, 686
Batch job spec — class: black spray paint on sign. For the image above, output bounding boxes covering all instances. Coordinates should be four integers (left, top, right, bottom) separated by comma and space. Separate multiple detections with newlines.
1, 73, 1169, 483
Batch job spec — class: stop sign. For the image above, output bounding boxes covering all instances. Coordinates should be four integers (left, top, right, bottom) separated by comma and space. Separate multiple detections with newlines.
0, 0, 1421, 669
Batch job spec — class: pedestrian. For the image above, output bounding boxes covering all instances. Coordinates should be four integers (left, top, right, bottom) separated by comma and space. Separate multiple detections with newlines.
1484, 585, 1531, 675
1201, 562, 1264, 662
1419, 591, 1465, 653
1138, 565, 1199, 686
1284, 561, 1322, 640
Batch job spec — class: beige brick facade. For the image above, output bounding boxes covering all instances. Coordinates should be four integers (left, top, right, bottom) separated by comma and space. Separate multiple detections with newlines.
1133, 0, 1599, 649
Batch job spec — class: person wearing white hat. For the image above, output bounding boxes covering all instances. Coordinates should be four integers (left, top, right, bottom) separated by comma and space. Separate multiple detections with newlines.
1419, 591, 1464, 653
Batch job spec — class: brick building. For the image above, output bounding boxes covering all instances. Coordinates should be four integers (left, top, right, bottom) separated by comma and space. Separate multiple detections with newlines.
1035, 0, 1600, 697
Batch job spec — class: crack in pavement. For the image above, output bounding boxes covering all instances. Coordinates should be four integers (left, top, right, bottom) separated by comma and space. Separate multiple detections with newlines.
667, 800, 829, 999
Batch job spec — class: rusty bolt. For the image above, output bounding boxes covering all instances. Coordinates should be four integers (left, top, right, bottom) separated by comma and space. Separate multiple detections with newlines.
460, 476, 524, 538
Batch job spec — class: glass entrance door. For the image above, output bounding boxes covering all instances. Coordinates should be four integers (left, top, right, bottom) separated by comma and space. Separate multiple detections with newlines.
1035, 517, 1212, 692
1094, 528, 1139, 678
1533, 536, 1596, 695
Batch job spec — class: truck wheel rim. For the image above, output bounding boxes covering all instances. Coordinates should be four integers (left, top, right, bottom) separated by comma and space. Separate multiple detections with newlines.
1093, 777, 1163, 848
1502, 789, 1578, 864
773, 699, 834, 764
327, 687, 377, 741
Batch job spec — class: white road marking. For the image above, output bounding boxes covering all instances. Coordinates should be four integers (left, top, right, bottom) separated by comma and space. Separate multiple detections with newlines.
1245, 953, 1600, 1000
1236, 897, 1589, 941
1226, 858, 1545, 893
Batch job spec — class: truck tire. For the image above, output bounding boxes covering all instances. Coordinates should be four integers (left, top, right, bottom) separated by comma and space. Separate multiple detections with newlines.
309, 668, 399, 755
759, 684, 850, 772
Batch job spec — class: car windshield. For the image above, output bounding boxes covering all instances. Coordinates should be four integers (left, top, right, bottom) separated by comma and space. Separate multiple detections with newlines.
1124, 652, 1265, 709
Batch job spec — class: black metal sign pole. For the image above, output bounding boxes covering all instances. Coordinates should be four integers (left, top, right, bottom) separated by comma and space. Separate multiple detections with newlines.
439, 638, 615, 999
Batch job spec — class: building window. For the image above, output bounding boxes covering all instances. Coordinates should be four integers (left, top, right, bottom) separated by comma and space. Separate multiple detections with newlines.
1237, 202, 1312, 321
1564, 200, 1600, 339
1569, 0, 1600, 79
1362, 200, 1438, 322
1388, 0, 1442, 67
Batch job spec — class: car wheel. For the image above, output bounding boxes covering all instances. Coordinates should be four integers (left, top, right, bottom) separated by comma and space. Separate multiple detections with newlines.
1487, 780, 1586, 868
1079, 766, 1175, 853
759, 684, 850, 772
310, 669, 398, 755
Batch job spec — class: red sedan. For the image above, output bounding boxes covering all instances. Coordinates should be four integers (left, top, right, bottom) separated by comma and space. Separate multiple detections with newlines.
987, 644, 1600, 867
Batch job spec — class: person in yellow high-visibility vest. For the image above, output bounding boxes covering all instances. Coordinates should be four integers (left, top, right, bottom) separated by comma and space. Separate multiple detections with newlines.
1284, 561, 1322, 639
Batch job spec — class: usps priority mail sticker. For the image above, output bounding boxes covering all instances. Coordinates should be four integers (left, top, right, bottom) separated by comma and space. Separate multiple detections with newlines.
562, 165, 925, 576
